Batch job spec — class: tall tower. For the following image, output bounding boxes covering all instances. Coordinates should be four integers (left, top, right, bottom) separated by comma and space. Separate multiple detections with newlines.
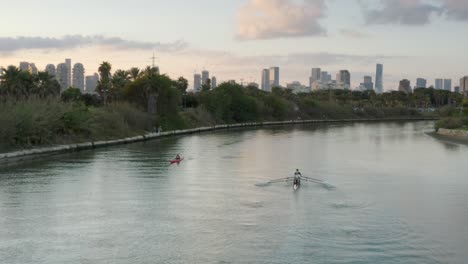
435, 79, 443, 90
65, 58, 72, 88
45, 64, 56, 77
336, 70, 351, 89
202, 70, 210, 85
269, 67, 280, 87
211, 76, 217, 88
72, 63, 85, 92
194, 73, 202, 92
443, 79, 452, 92
56, 63, 69, 92
375, 64, 383, 94
261, 69, 271, 92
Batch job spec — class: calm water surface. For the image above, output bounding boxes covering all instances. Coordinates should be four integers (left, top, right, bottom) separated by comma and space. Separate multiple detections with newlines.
1, 121, 467, 263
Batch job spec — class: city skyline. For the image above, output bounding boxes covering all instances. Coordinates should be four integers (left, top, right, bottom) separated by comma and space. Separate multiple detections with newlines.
0, 0, 467, 90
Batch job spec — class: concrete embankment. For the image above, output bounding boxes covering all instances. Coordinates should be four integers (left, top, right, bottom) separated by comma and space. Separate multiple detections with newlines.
0, 117, 437, 164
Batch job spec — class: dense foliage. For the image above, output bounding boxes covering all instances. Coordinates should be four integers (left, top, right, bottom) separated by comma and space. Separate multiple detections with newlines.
0, 63, 464, 150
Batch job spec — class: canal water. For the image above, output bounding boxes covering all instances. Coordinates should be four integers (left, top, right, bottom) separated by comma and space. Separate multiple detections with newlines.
0, 121, 467, 263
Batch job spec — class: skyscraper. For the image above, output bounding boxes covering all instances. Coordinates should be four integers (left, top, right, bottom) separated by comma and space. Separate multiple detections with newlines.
45, 64, 56, 76
85, 73, 99, 94
72, 63, 85, 92
269, 67, 280, 87
30, 63, 38, 74
362, 76, 374, 90
56, 63, 70, 91
65, 58, 72, 89
336, 70, 351, 89
211, 76, 217, 88
375, 64, 383, 93
443, 79, 452, 91
435, 79, 443, 90
310, 68, 321, 88
416, 78, 427, 88
19, 62, 32, 72
460, 76, 468, 96
261, 69, 271, 92
320, 71, 331, 82
399, 79, 412, 94
194, 74, 202, 92
202, 70, 210, 85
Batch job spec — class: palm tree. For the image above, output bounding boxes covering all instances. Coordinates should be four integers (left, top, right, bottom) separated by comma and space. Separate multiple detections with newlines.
97, 62, 112, 104
111, 70, 130, 101
32, 72, 61, 98
129, 67, 140, 81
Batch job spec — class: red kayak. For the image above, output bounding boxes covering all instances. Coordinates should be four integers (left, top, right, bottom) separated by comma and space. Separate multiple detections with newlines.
170, 158, 184, 164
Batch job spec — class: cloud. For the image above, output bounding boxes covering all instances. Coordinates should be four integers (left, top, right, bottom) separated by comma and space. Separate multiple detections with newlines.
0, 35, 188, 54
236, 0, 327, 40
339, 29, 367, 38
443, 0, 468, 20
362, 0, 443, 25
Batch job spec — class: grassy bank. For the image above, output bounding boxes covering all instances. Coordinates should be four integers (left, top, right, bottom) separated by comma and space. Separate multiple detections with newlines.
0, 97, 155, 153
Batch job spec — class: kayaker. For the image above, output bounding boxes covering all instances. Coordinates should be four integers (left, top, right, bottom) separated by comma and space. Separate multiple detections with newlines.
175, 154, 181, 160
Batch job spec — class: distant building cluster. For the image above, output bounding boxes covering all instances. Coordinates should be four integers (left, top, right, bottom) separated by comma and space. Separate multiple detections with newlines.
193, 69, 216, 92
13, 59, 99, 94
3, 58, 467, 97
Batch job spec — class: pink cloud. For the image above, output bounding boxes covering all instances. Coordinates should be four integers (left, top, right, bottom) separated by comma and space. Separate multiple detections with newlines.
236, 0, 327, 40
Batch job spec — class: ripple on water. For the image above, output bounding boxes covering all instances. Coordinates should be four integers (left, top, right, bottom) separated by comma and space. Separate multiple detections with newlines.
295, 209, 444, 263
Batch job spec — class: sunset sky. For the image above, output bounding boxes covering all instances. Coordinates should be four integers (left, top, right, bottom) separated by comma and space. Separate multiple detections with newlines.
1, 0, 467, 90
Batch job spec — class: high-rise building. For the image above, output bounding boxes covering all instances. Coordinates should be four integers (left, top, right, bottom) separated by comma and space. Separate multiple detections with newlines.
202, 70, 210, 85
85, 73, 99, 94
211, 76, 217, 89
72, 63, 85, 92
435, 79, 443, 90
460, 76, 468, 96
65, 59, 72, 89
375, 64, 383, 93
361, 76, 374, 90
194, 73, 202, 92
399, 79, 412, 94
320, 71, 331, 82
45, 64, 56, 76
269, 67, 280, 87
19, 62, 32, 72
30, 63, 38, 74
443, 79, 452, 91
56, 63, 70, 91
261, 69, 271, 92
336, 70, 351, 89
416, 78, 427, 88
310, 68, 321, 88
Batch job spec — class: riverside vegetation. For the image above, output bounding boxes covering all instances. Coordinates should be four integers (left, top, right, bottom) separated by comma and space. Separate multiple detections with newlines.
0, 62, 464, 152
435, 98, 468, 131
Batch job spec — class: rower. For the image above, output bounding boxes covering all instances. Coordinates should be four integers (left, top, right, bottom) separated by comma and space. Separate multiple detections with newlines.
175, 154, 181, 160
294, 169, 302, 185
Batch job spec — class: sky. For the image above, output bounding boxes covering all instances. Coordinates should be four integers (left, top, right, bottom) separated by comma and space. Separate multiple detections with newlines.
0, 0, 467, 90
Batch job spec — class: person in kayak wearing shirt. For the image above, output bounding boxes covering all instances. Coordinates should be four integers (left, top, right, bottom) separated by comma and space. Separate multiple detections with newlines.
175, 154, 181, 160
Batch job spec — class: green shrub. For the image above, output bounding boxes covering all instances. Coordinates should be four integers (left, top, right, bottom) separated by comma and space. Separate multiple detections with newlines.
436, 117, 463, 130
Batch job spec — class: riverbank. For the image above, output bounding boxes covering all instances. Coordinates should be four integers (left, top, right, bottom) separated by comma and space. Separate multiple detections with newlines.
0, 117, 437, 164
433, 128, 468, 145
